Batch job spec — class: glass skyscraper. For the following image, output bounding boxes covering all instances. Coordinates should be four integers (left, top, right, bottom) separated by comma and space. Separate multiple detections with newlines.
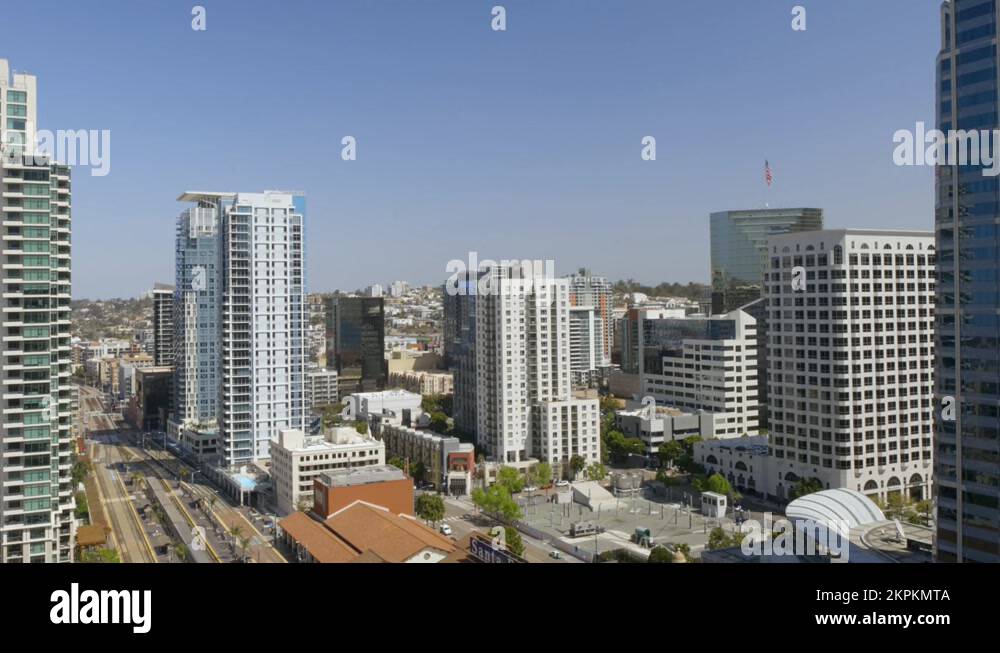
935, 0, 1000, 562
710, 208, 824, 314
324, 296, 386, 394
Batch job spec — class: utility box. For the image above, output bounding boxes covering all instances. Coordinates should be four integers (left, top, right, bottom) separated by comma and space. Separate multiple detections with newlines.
701, 491, 727, 519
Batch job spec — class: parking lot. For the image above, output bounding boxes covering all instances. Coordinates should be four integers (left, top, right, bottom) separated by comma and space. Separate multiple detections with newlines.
516, 487, 744, 559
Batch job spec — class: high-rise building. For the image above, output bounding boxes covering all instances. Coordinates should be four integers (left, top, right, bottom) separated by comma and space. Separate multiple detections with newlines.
710, 208, 823, 314
170, 195, 223, 436
765, 229, 935, 504
170, 191, 306, 468
443, 273, 478, 436
566, 269, 613, 366
935, 0, 1000, 562
568, 305, 603, 386
0, 60, 76, 562
639, 308, 759, 439
151, 283, 174, 366
325, 295, 386, 393
474, 265, 601, 472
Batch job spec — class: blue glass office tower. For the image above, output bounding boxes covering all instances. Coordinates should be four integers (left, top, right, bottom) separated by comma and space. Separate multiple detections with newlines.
936, 0, 1000, 562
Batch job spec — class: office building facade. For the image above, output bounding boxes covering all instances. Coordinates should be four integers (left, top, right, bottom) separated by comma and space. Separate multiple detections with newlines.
935, 0, 1000, 561
710, 208, 823, 314
766, 229, 935, 503
325, 296, 386, 393
638, 308, 759, 439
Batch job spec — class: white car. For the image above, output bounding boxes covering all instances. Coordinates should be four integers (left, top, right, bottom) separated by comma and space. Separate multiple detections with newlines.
555, 480, 570, 488
439, 524, 453, 536
524, 486, 538, 493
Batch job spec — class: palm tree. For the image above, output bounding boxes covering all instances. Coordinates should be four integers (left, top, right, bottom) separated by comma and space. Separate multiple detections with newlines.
237, 535, 251, 563
173, 543, 189, 563
229, 526, 243, 557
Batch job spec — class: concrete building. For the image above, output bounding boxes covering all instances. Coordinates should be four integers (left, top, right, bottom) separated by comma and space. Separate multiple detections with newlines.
710, 208, 824, 314
271, 427, 386, 516
373, 418, 474, 495
473, 264, 601, 474
639, 308, 759, 438
616, 406, 720, 457
934, 0, 1000, 563
0, 59, 76, 562
568, 305, 604, 387
117, 352, 154, 402
566, 269, 613, 366
388, 369, 454, 395
305, 368, 339, 411
344, 389, 423, 421
151, 283, 174, 366
311, 465, 414, 518
765, 229, 935, 503
694, 436, 773, 497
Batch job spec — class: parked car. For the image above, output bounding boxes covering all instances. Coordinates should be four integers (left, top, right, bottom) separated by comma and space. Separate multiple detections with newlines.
440, 524, 453, 536
555, 480, 570, 488
549, 550, 563, 560
524, 486, 538, 493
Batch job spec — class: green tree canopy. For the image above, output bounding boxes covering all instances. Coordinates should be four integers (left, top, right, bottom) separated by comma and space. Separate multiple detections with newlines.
504, 527, 525, 557
789, 477, 824, 500
471, 484, 523, 522
648, 546, 674, 563
535, 462, 553, 487
415, 494, 446, 524
586, 462, 607, 481
497, 466, 525, 494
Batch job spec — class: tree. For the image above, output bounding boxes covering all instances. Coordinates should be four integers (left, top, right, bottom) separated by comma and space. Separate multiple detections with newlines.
705, 473, 732, 497
74, 492, 89, 519
429, 411, 449, 433
471, 485, 522, 522
411, 461, 427, 483
569, 455, 586, 479
789, 477, 824, 500
535, 462, 553, 487
80, 547, 120, 563
648, 546, 674, 563
388, 456, 406, 471
416, 494, 446, 525
504, 527, 525, 557
173, 543, 190, 563
586, 462, 607, 482
497, 466, 525, 494
71, 459, 91, 486
707, 526, 742, 551
354, 420, 369, 435
658, 440, 684, 468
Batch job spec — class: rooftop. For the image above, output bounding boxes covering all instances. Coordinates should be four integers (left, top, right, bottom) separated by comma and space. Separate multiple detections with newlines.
317, 464, 405, 488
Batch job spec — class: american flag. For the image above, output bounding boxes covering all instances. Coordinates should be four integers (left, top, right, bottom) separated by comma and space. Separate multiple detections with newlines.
765, 160, 773, 187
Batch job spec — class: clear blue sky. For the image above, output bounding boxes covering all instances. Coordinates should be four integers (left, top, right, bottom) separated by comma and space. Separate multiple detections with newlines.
4, 0, 939, 299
